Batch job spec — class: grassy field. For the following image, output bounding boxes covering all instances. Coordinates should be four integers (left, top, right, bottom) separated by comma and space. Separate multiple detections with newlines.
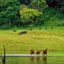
0, 27, 64, 54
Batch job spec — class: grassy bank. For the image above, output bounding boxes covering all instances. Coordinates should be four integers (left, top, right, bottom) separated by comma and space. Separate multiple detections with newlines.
0, 27, 64, 54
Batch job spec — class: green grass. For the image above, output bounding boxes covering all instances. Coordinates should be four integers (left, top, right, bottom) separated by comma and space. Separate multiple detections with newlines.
0, 27, 64, 54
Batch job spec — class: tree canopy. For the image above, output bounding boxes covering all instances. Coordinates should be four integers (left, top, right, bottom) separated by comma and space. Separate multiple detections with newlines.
0, 0, 64, 28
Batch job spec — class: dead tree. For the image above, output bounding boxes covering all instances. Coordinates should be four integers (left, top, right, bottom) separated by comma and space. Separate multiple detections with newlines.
2, 46, 6, 64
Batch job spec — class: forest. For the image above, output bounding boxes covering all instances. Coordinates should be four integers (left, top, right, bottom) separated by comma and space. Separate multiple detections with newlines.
0, 0, 64, 29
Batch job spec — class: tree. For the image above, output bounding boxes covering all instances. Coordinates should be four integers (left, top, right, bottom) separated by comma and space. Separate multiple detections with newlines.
20, 5, 42, 25
0, 0, 20, 26
30, 0, 46, 10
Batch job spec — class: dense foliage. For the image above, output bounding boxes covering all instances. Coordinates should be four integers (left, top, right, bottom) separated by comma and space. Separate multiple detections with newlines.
0, 0, 20, 26
0, 0, 64, 28
20, 5, 42, 25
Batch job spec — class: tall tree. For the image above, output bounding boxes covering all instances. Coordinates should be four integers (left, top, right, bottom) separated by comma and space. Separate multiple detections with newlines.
0, 0, 20, 25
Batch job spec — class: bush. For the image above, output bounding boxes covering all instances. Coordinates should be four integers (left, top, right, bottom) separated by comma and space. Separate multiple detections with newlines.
20, 5, 42, 25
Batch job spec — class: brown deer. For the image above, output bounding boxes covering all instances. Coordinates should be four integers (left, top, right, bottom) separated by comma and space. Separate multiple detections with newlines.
35, 50, 41, 54
30, 49, 34, 54
42, 48, 47, 55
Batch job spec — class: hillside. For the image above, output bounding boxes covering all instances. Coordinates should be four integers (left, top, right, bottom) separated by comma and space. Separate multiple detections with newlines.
0, 27, 64, 54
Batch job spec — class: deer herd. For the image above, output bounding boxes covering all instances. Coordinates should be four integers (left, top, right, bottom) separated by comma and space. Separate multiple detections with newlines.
30, 48, 47, 55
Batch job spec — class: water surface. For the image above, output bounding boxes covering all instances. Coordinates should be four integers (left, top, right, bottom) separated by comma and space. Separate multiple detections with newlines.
0, 56, 64, 64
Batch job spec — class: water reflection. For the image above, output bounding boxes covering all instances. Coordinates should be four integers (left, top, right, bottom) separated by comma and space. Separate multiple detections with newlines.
35, 56, 40, 64
42, 56, 47, 64
30, 57, 34, 64
30, 56, 47, 64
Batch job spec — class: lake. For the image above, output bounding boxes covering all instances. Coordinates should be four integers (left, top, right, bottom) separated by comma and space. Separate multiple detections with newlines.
0, 56, 64, 64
